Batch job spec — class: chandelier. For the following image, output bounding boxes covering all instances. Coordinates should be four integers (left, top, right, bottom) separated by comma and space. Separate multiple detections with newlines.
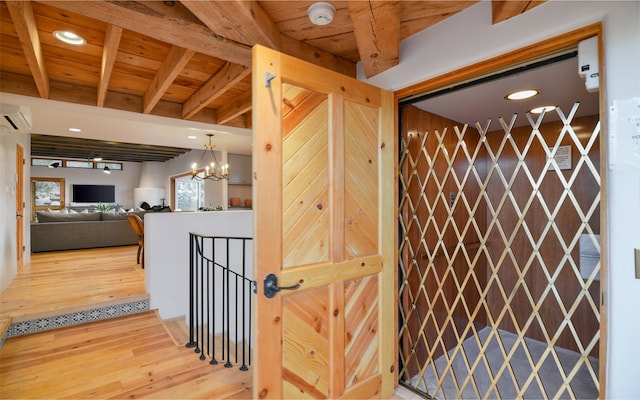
191, 134, 229, 181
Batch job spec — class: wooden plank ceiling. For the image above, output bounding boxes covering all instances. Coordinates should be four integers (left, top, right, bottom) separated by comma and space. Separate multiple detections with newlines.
0, 0, 544, 162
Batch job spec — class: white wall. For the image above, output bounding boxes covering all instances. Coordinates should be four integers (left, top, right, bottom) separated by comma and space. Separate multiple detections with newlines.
138, 161, 166, 188
0, 129, 31, 292
134, 161, 167, 208
360, 2, 640, 398
31, 161, 142, 209
145, 210, 253, 330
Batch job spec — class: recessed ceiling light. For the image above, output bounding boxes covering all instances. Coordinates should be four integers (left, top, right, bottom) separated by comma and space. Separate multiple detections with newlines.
68, 127, 82, 132
505, 89, 540, 101
53, 30, 86, 46
187, 135, 198, 139
530, 105, 557, 114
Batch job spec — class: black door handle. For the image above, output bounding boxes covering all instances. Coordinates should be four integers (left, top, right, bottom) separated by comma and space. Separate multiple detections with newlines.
263, 273, 300, 298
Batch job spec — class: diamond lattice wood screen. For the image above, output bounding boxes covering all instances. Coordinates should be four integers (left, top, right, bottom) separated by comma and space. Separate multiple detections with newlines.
398, 103, 601, 399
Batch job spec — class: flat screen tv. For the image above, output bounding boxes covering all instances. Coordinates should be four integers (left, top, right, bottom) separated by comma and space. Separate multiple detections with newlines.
72, 184, 115, 203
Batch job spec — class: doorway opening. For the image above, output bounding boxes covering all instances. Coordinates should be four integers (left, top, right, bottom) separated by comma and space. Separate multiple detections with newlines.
16, 144, 24, 268
396, 32, 604, 399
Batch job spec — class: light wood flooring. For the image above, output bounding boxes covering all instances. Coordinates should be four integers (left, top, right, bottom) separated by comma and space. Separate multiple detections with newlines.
0, 247, 416, 400
0, 246, 252, 399
0, 246, 146, 321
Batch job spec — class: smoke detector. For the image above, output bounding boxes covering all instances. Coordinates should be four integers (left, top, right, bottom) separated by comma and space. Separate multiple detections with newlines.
307, 2, 336, 26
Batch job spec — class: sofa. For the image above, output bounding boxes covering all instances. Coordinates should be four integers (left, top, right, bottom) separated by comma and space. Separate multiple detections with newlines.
31, 210, 145, 253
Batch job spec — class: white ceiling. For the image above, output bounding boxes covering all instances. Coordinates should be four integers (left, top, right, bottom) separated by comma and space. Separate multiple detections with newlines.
0, 92, 254, 155
1, 53, 598, 157
411, 55, 599, 129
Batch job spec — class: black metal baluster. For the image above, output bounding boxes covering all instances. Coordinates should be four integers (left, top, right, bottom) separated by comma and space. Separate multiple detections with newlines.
186, 234, 196, 349
206, 238, 211, 361
210, 237, 218, 365
199, 239, 206, 360
235, 270, 239, 366
194, 237, 201, 355
186, 234, 254, 371
240, 239, 248, 371
224, 238, 232, 368
248, 269, 252, 367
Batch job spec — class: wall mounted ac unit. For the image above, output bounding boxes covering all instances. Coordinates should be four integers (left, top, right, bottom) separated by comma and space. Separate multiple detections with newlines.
0, 103, 32, 133
578, 36, 599, 92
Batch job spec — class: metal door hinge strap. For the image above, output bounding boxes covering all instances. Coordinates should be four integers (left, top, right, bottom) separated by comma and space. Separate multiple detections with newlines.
265, 72, 276, 87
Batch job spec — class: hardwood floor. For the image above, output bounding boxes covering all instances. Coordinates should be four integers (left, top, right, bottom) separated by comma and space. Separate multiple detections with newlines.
0, 311, 253, 399
0, 247, 415, 399
0, 246, 146, 321
0, 246, 253, 399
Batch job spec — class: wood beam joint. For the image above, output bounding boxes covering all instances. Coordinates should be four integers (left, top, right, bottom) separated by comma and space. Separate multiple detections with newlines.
347, 0, 400, 78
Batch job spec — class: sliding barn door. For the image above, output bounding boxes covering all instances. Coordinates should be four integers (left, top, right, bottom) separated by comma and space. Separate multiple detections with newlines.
253, 45, 396, 399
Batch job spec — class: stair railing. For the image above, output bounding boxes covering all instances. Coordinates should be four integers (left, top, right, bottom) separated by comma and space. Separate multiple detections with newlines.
186, 233, 255, 371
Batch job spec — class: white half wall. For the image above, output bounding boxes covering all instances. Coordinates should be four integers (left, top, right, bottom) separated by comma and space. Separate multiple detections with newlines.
145, 210, 253, 323
360, 2, 640, 398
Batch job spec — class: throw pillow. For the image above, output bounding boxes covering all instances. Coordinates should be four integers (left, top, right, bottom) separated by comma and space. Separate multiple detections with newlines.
37, 211, 102, 222
101, 212, 128, 220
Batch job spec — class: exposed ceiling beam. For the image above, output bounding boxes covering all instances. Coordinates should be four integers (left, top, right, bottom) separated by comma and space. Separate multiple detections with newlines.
348, 0, 400, 78
278, 35, 356, 77
492, 0, 547, 24
181, 0, 280, 49
38, 0, 252, 67
6, 0, 49, 98
0, 70, 248, 128
97, 24, 123, 107
182, 62, 251, 120
31, 134, 191, 163
183, 0, 356, 77
143, 46, 196, 114
217, 90, 252, 125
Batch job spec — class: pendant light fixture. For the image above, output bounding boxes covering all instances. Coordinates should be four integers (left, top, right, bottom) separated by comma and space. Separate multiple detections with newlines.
191, 134, 229, 181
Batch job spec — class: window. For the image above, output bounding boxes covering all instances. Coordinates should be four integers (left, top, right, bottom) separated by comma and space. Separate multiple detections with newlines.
31, 157, 123, 171
31, 177, 65, 220
175, 174, 204, 211
97, 162, 122, 171
66, 160, 93, 168
31, 158, 62, 167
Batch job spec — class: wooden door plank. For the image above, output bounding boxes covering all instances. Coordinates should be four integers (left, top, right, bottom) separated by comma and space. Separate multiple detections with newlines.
253, 44, 284, 399
379, 89, 398, 393
254, 44, 396, 399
